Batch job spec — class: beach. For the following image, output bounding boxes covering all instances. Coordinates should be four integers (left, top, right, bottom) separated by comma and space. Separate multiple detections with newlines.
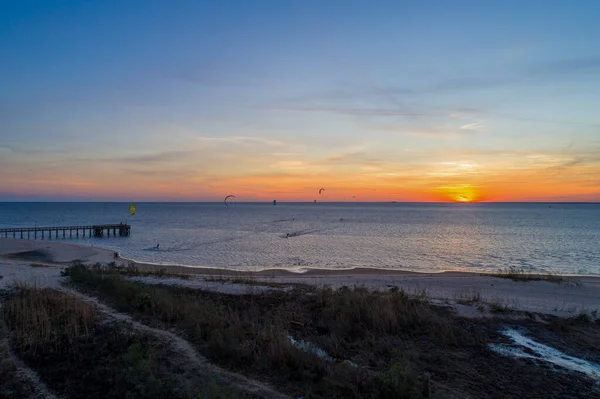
2, 237, 599, 318
2, 237, 600, 398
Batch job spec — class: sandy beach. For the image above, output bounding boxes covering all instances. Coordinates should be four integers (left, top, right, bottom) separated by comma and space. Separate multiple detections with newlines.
1, 237, 599, 318
0, 238, 115, 289
2, 237, 600, 398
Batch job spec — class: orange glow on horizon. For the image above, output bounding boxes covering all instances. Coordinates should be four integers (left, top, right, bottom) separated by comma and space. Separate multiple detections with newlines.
2, 159, 600, 202
432, 184, 484, 203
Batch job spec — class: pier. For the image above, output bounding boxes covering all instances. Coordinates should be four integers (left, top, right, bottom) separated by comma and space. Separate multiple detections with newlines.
0, 224, 131, 240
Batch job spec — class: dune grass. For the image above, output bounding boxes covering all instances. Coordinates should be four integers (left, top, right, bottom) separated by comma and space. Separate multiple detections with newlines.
63, 262, 491, 398
488, 267, 582, 286
61, 261, 192, 279
3, 262, 594, 398
203, 274, 313, 290
1, 285, 246, 399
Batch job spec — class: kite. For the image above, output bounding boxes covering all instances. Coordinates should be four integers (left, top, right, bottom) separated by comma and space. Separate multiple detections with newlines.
224, 195, 235, 207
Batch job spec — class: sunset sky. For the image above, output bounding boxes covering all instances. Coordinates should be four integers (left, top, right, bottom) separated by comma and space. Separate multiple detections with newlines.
1, 1, 599, 202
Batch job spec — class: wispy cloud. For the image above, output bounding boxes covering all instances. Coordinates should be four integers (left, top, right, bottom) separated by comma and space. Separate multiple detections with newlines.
459, 122, 486, 131
257, 105, 422, 117
321, 152, 383, 166
0, 144, 17, 153
449, 108, 484, 119
546, 158, 583, 171
194, 136, 286, 147
530, 56, 600, 76
433, 76, 513, 93
371, 124, 467, 140
111, 150, 196, 164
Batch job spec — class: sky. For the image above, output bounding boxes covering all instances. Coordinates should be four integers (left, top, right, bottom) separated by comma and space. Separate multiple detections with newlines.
1, 0, 600, 202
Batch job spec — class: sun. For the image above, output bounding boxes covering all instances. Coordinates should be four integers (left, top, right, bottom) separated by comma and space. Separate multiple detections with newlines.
435, 184, 482, 202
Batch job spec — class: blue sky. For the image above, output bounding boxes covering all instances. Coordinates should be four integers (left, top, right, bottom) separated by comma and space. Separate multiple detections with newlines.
1, 0, 600, 201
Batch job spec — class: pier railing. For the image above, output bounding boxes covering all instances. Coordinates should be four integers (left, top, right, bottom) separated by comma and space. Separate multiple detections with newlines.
0, 224, 131, 239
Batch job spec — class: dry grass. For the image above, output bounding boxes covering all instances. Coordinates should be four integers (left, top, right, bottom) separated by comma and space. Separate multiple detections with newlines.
204, 274, 311, 290
488, 298, 513, 314
453, 288, 482, 305
1, 285, 247, 399
4, 283, 95, 356
65, 263, 484, 398
62, 261, 192, 279
489, 267, 580, 286
29, 263, 50, 268
59, 263, 600, 399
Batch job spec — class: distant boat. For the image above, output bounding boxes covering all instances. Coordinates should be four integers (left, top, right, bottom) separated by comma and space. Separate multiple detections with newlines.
130, 204, 136, 215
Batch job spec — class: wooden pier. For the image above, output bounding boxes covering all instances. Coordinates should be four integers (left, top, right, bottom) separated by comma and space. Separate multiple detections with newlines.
0, 224, 131, 240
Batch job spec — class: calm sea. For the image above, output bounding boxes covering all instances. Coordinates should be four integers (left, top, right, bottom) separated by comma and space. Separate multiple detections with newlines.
1, 202, 599, 275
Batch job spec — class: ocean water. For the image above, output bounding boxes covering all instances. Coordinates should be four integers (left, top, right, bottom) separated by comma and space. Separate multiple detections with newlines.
0, 202, 599, 275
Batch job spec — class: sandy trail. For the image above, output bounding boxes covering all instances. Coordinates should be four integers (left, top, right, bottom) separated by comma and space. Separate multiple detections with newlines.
0, 330, 61, 399
0, 269, 290, 398
0, 239, 290, 398
62, 287, 291, 399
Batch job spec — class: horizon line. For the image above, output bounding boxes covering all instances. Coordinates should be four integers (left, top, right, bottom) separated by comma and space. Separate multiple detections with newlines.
0, 200, 598, 204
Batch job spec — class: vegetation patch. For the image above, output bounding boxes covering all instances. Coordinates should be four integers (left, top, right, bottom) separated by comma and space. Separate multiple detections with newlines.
64, 263, 600, 399
62, 261, 192, 279
1, 285, 248, 399
203, 275, 312, 290
29, 263, 50, 268
488, 267, 580, 286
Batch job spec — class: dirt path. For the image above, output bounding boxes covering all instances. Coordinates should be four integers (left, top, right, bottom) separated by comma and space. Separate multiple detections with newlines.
7, 353, 61, 399
61, 287, 291, 399
0, 302, 61, 399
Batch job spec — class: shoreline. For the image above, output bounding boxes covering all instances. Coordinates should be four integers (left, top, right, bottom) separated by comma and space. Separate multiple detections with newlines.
2, 238, 600, 318
1, 237, 599, 280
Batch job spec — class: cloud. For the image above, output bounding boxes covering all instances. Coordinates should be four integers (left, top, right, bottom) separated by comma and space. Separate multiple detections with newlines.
176, 59, 265, 88
459, 123, 486, 131
268, 54, 600, 130
194, 136, 286, 147
0, 144, 17, 153
427, 56, 600, 94
257, 105, 422, 117
371, 124, 466, 140
449, 108, 484, 119
530, 56, 600, 76
111, 150, 195, 164
321, 152, 383, 166
433, 76, 513, 93
546, 158, 583, 172
0, 143, 89, 157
